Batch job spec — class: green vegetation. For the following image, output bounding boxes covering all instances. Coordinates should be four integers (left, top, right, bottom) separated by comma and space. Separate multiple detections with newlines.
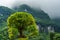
0, 4, 60, 40
7, 12, 39, 40
54, 33, 60, 40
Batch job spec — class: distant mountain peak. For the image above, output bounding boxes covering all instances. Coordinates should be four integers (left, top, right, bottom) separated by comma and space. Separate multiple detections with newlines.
0, 6, 10, 10
20, 4, 29, 7
0, 6, 15, 21
14, 4, 50, 20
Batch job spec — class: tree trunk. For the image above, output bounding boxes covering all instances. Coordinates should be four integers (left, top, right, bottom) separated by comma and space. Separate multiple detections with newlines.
18, 27, 26, 38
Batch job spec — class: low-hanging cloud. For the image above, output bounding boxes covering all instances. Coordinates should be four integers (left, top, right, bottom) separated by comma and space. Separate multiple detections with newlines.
0, 0, 60, 19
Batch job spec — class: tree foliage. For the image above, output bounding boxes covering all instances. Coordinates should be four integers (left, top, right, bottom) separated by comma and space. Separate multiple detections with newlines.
7, 12, 38, 39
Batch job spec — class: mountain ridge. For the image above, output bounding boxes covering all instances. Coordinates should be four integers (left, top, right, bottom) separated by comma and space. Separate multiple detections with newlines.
13, 4, 51, 22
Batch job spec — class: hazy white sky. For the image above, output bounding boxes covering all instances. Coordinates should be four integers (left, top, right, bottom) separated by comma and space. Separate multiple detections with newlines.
0, 0, 60, 18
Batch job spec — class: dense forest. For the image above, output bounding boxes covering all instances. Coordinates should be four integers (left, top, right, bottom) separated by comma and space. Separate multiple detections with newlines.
0, 4, 60, 40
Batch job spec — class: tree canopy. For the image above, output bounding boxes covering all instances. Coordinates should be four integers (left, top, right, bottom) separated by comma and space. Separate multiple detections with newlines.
7, 12, 38, 39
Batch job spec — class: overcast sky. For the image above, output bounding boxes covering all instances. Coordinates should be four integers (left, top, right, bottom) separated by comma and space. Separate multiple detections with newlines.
0, 0, 60, 19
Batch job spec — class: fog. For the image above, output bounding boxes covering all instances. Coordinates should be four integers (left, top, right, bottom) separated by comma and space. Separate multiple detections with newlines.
0, 0, 60, 19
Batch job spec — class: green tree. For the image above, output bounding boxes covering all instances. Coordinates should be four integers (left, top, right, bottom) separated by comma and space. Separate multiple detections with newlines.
54, 33, 60, 40
7, 12, 38, 40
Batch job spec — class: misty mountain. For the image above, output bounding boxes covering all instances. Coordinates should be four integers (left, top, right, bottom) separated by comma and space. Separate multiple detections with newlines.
13, 4, 60, 33
0, 4, 52, 33
0, 6, 16, 29
0, 4, 51, 27
0, 6, 15, 22
13, 4, 51, 25
0, 4, 60, 33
